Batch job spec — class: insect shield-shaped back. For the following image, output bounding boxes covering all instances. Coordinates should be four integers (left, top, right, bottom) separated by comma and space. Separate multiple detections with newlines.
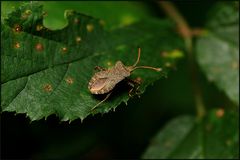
88, 61, 131, 95
88, 48, 162, 110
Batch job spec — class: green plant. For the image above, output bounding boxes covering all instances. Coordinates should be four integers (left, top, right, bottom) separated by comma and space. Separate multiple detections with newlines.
1, 1, 239, 159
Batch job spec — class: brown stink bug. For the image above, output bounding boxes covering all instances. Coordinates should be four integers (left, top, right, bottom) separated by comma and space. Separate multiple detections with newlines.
88, 48, 162, 110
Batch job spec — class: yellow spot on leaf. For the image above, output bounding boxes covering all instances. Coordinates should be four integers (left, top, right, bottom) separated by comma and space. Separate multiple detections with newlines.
86, 24, 94, 32
25, 9, 32, 15
76, 36, 82, 43
13, 24, 22, 33
161, 49, 184, 59
107, 61, 112, 66
35, 43, 44, 52
43, 84, 52, 92
14, 42, 20, 49
36, 24, 43, 31
216, 108, 224, 118
62, 47, 68, 53
65, 77, 74, 84
120, 14, 136, 26
21, 10, 31, 20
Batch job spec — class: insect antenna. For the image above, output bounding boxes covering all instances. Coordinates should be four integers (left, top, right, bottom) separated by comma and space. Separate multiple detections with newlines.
132, 47, 162, 72
133, 47, 141, 67
133, 66, 162, 72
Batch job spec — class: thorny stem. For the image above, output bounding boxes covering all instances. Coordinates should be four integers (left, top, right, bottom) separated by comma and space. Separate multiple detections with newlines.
159, 1, 206, 118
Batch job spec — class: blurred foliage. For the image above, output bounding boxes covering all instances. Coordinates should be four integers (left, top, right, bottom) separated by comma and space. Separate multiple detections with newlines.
142, 109, 239, 159
196, 2, 239, 105
1, 1, 239, 159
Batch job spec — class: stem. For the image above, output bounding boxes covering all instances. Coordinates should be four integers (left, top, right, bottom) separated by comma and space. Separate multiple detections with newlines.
159, 1, 206, 118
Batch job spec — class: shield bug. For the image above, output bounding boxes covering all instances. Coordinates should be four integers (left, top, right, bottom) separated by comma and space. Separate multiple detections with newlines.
88, 48, 162, 110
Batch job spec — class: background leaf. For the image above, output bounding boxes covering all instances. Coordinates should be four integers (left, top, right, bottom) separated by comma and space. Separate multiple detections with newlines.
142, 109, 239, 159
196, 2, 239, 105
1, 3, 184, 121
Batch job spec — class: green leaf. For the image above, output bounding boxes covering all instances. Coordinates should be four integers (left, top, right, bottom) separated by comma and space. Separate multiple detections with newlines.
3, 1, 151, 30
196, 2, 239, 105
1, 1, 24, 23
41, 1, 151, 30
1, 3, 184, 121
142, 109, 239, 159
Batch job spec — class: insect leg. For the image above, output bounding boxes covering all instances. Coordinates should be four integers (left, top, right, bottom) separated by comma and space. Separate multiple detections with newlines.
91, 92, 112, 111
126, 78, 141, 97
135, 85, 141, 98
94, 66, 106, 71
126, 80, 135, 97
